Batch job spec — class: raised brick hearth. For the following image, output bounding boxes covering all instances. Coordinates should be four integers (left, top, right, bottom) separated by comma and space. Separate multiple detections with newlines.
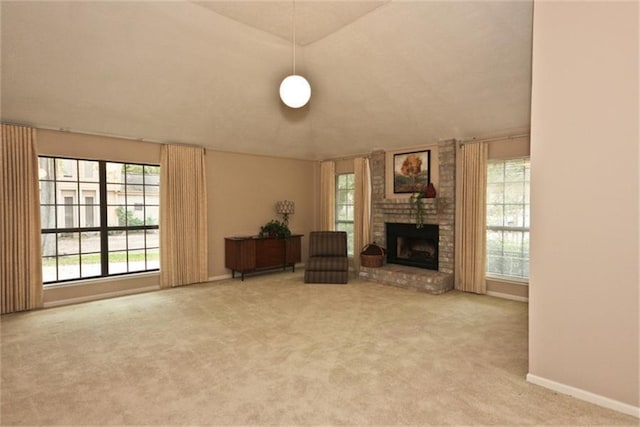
360, 140, 456, 294
360, 264, 453, 294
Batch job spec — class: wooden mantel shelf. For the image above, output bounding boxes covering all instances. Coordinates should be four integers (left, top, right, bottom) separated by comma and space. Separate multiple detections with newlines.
373, 198, 439, 215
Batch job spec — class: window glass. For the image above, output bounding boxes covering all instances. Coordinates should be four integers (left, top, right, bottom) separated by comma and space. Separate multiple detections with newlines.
335, 173, 355, 255
486, 158, 530, 279
39, 156, 160, 284
145, 206, 160, 226
81, 232, 101, 253
108, 252, 128, 274
144, 186, 160, 205
81, 254, 101, 278
106, 163, 125, 183
40, 205, 56, 229
79, 160, 99, 182
56, 158, 76, 180
146, 248, 160, 270
108, 233, 127, 251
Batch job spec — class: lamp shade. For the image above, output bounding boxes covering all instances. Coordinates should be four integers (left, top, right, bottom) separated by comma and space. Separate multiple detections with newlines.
279, 75, 311, 108
276, 200, 295, 214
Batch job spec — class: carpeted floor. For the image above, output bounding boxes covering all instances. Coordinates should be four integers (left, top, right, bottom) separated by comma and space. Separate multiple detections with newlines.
1, 271, 637, 425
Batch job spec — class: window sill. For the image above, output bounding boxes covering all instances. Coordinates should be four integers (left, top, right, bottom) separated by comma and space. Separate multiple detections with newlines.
486, 275, 529, 286
43, 271, 160, 289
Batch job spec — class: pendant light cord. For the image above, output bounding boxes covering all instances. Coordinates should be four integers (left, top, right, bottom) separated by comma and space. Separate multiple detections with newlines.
292, 0, 296, 75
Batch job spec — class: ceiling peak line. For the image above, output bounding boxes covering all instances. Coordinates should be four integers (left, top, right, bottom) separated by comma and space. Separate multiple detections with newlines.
300, 0, 393, 48
192, 0, 393, 47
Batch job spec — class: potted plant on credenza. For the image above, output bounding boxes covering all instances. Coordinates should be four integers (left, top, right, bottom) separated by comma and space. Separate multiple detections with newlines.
259, 220, 291, 238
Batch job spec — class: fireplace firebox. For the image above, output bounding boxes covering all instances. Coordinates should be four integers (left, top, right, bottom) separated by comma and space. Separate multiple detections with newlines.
386, 222, 439, 271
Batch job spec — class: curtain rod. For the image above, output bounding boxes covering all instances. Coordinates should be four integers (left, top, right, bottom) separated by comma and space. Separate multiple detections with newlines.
323, 153, 371, 162
458, 133, 529, 146
2, 121, 163, 143
1, 121, 206, 153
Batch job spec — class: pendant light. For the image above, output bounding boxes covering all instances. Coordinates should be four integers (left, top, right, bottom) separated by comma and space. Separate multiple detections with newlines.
279, 0, 311, 108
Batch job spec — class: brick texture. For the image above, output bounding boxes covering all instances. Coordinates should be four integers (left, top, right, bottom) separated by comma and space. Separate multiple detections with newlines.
364, 141, 456, 292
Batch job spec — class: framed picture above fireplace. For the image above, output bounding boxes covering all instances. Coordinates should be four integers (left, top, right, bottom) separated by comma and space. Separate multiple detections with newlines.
393, 149, 431, 194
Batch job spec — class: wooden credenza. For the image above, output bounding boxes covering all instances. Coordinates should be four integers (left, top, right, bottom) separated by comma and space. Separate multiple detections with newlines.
225, 234, 302, 281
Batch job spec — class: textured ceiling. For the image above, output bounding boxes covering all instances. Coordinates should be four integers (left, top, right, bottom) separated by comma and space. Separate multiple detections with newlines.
1, 1, 533, 160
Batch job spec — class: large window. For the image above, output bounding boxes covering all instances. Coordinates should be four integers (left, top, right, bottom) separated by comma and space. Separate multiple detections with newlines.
39, 157, 160, 284
486, 158, 530, 279
335, 173, 355, 255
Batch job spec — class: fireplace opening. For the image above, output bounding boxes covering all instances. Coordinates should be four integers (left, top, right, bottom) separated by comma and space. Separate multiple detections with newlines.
386, 222, 439, 270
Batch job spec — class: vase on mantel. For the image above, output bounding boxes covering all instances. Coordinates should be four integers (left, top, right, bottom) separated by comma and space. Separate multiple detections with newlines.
425, 182, 436, 198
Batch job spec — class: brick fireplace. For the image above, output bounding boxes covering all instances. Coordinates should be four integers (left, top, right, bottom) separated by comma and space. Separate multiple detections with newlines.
359, 139, 455, 294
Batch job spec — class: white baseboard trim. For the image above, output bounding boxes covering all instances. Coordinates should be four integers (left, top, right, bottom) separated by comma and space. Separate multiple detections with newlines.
486, 290, 528, 302
43, 285, 159, 308
526, 373, 640, 418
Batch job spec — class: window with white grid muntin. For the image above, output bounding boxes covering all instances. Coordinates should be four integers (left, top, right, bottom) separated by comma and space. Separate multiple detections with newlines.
486, 158, 530, 279
335, 173, 355, 256
39, 157, 160, 284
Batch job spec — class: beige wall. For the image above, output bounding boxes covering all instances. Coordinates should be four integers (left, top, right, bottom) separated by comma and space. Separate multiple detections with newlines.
37, 130, 318, 303
38, 129, 161, 164
488, 136, 529, 160
334, 158, 354, 175
205, 150, 317, 278
529, 0, 639, 411
486, 278, 528, 301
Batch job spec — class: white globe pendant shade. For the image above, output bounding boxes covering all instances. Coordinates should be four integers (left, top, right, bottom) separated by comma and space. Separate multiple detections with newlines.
279, 75, 311, 108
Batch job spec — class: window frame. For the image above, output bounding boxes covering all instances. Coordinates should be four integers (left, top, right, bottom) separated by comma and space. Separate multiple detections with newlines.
39, 156, 160, 285
486, 157, 530, 281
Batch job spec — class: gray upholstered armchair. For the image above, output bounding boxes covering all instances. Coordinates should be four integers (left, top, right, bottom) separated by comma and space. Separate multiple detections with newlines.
304, 231, 349, 284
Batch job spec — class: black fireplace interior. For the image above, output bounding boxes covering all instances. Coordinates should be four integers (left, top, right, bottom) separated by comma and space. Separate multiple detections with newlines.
386, 222, 439, 271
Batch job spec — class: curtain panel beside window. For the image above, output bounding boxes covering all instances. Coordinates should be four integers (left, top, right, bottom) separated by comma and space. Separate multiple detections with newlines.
160, 144, 208, 288
320, 161, 336, 230
353, 157, 371, 272
1, 124, 43, 313
454, 142, 488, 294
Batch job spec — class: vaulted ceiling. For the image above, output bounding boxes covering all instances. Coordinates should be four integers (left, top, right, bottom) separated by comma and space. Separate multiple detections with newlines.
1, 1, 533, 160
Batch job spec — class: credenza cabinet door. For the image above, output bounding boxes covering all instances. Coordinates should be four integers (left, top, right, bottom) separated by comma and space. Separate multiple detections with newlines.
225, 238, 256, 271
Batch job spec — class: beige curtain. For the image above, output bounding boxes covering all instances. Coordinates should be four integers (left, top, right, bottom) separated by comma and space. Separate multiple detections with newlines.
353, 157, 371, 272
1, 124, 43, 313
319, 161, 335, 230
455, 142, 488, 294
160, 144, 208, 288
